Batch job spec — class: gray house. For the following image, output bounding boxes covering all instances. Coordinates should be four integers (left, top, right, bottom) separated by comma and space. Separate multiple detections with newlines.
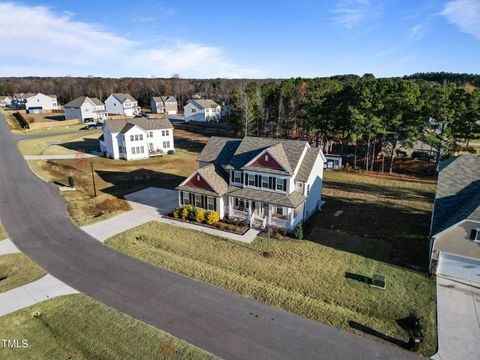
151, 96, 177, 114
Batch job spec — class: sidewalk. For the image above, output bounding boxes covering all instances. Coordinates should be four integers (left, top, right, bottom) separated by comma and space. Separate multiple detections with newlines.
24, 153, 97, 160
0, 238, 20, 255
0, 274, 78, 316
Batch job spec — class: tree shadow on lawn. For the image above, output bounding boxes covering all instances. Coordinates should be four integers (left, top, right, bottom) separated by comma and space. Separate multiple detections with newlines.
43, 115, 66, 121
57, 138, 100, 154
174, 136, 206, 153
96, 168, 186, 199
305, 197, 431, 270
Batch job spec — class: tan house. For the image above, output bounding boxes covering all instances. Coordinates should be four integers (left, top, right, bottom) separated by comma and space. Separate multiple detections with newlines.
151, 96, 177, 114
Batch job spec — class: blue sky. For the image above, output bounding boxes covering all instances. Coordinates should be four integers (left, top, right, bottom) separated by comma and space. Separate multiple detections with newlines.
0, 0, 479, 78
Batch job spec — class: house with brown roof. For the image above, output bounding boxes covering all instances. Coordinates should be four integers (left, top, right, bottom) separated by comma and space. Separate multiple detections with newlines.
100, 117, 174, 160
105, 93, 140, 116
184, 99, 221, 122
176, 136, 326, 230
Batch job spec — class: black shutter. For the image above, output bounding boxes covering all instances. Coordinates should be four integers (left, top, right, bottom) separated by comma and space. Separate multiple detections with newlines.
189, 193, 193, 204
255, 175, 259, 188
180, 191, 184, 205
470, 229, 478, 240
241, 172, 244, 185
244, 173, 248, 186
201, 196, 206, 209
235, 198, 238, 206
231, 171, 234, 183
214, 198, 217, 211
283, 179, 287, 192
269, 177, 273, 190
273, 177, 277, 190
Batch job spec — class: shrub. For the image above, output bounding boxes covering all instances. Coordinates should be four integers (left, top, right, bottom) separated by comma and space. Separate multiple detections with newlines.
172, 207, 181, 219
167, 150, 175, 155
278, 228, 287, 236
205, 210, 219, 225
195, 209, 206, 223
186, 205, 196, 221
180, 207, 189, 220
294, 224, 303, 240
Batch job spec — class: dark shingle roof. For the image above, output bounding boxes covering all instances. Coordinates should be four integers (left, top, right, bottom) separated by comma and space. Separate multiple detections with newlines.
91, 97, 103, 106
227, 186, 306, 208
197, 137, 241, 165
431, 156, 480, 236
295, 148, 321, 182
65, 96, 104, 108
177, 164, 229, 196
153, 96, 176, 103
190, 99, 219, 109
104, 117, 173, 133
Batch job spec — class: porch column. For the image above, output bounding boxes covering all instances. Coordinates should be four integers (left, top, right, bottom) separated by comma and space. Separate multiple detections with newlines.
289, 208, 294, 229
248, 200, 252, 218
267, 204, 272, 225
228, 197, 233, 216
177, 191, 181, 208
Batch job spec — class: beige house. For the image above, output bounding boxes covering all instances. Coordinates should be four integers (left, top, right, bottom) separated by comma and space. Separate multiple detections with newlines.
151, 96, 177, 114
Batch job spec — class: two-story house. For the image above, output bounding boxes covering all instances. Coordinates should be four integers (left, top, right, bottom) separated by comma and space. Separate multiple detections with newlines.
13, 92, 58, 112
64, 96, 107, 123
151, 96, 178, 114
105, 93, 140, 116
100, 117, 174, 160
184, 99, 221, 122
176, 136, 325, 230
0, 96, 12, 107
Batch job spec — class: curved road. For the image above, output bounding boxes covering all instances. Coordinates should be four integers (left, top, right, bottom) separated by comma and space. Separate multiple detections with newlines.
0, 114, 418, 360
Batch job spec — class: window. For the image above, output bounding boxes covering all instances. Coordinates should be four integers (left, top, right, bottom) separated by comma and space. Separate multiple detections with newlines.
130, 135, 134, 141
235, 198, 245, 211
276, 206, 284, 215
162, 130, 166, 136
276, 179, 284, 191
192, 108, 196, 113
262, 176, 269, 188
195, 194, 202, 208
182, 192, 190, 205
135, 135, 139, 141
207, 197, 215, 210
163, 141, 170, 148
233, 171, 241, 183
140, 146, 144, 154
470, 228, 480, 241
131, 147, 136, 154
136, 146, 140, 154
161, 130, 169, 136
149, 131, 153, 138
265, 154, 269, 161
196, 174, 200, 181
139, 134, 143, 141
296, 181, 303, 189
247, 174, 255, 186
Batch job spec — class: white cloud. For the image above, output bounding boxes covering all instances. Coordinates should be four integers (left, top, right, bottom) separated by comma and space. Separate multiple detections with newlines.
409, 24, 425, 40
332, 0, 371, 28
441, 0, 480, 40
0, 2, 262, 78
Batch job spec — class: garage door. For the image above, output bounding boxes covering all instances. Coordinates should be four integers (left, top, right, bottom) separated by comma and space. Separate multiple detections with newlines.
437, 252, 480, 284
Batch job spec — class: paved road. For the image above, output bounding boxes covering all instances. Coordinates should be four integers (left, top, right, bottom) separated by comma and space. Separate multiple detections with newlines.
0, 114, 419, 360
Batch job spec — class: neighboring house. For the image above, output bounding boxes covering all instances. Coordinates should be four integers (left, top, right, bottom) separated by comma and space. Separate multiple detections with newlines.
100, 117, 174, 160
64, 96, 107, 123
105, 93, 140, 116
151, 96, 178, 114
184, 99, 221, 122
13, 93, 58, 111
429, 156, 480, 273
324, 154, 342, 170
176, 136, 325, 231
0, 96, 12, 107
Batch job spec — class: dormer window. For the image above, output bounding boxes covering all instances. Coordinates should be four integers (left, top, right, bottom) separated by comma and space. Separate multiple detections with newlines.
470, 228, 480, 242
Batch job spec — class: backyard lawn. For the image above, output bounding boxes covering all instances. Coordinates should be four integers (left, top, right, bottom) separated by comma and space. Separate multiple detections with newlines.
307, 171, 437, 270
0, 253, 47, 293
0, 294, 216, 360
18, 131, 102, 156
105, 221, 437, 356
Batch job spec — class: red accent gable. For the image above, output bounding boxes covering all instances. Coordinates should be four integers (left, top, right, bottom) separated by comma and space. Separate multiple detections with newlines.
185, 173, 213, 191
251, 152, 284, 170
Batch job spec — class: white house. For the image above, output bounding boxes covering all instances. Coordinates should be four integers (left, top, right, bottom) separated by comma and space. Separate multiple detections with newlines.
64, 96, 107, 123
177, 136, 325, 230
0, 96, 12, 107
184, 99, 221, 122
105, 93, 140, 117
13, 93, 58, 112
100, 117, 174, 160
151, 96, 178, 114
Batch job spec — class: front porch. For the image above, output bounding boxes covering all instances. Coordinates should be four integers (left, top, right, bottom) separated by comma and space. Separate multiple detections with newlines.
227, 197, 303, 231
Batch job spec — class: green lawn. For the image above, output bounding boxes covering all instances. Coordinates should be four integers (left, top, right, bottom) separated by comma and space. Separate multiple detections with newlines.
0, 253, 47, 293
105, 221, 436, 356
0, 294, 216, 360
18, 131, 102, 156
0, 220, 7, 240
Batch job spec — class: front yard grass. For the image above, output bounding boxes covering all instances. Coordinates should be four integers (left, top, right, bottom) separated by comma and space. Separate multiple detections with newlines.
18, 131, 102, 156
105, 221, 436, 356
26, 149, 197, 226
0, 294, 216, 360
0, 253, 47, 293
0, 220, 7, 240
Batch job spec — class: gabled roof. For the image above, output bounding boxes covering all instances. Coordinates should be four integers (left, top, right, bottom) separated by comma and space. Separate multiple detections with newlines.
243, 143, 292, 174
431, 156, 480, 236
111, 93, 136, 103
227, 137, 308, 174
91, 97, 103, 106
104, 117, 173, 134
189, 99, 219, 109
177, 164, 229, 196
65, 96, 104, 108
295, 148, 321, 182
197, 137, 241, 165
153, 96, 176, 103
14, 92, 36, 99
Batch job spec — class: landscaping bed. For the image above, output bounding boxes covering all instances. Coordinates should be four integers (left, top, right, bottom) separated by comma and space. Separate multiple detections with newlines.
0, 294, 216, 360
0, 253, 47, 293
105, 221, 436, 356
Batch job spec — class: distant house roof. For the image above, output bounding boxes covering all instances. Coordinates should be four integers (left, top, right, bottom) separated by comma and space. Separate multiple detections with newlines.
0, 96, 11, 101
112, 93, 136, 103
14, 92, 36, 99
295, 148, 321, 182
153, 96, 176, 103
190, 99, 219, 109
104, 117, 173, 134
431, 156, 480, 236
64, 96, 104, 108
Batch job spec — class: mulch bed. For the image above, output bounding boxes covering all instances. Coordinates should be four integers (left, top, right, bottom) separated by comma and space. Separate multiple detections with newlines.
163, 215, 249, 236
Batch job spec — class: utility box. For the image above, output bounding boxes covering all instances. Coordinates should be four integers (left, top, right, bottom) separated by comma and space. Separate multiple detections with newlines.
68, 176, 75, 188
370, 274, 386, 289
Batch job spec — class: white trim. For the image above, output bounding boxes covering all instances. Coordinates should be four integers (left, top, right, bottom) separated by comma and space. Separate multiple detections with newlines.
432, 219, 480, 239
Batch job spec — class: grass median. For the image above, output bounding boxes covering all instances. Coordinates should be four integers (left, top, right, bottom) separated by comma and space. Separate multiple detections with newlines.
0, 294, 216, 359
105, 221, 436, 356
0, 253, 47, 293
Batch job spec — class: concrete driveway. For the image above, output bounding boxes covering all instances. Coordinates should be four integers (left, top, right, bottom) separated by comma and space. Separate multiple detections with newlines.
124, 187, 177, 216
432, 253, 480, 360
